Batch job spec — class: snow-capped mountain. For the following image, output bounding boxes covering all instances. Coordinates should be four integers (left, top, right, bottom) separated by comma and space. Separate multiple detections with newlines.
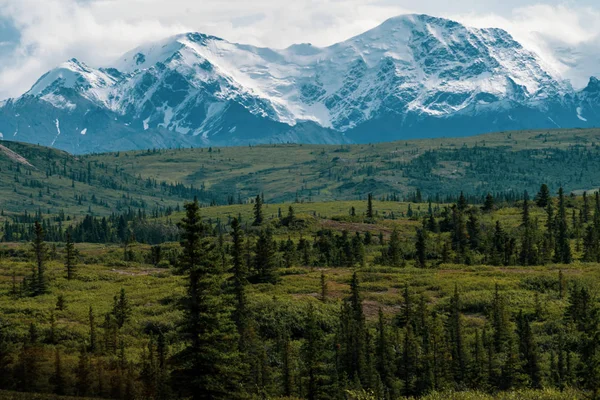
1, 14, 599, 153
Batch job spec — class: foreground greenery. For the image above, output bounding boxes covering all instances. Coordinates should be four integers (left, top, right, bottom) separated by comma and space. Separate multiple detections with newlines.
2, 184, 600, 399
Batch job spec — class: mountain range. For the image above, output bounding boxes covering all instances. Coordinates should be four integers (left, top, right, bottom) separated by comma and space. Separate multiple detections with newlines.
1, 13, 599, 153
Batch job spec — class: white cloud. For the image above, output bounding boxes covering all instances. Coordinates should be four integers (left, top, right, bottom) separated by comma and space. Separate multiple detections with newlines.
0, 0, 599, 99
451, 4, 600, 88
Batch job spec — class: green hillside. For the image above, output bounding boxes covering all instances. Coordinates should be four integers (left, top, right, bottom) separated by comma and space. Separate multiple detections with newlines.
2, 128, 600, 217
86, 127, 600, 203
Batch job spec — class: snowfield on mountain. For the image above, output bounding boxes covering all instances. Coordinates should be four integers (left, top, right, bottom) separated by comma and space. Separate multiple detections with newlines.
1, 14, 599, 153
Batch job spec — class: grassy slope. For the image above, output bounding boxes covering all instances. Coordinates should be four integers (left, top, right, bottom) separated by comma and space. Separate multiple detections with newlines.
85, 127, 600, 204
2, 127, 600, 217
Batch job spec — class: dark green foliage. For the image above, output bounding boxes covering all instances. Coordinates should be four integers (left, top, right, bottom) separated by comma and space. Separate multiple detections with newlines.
366, 193, 374, 221
230, 218, 248, 337
415, 229, 427, 268
483, 193, 495, 212
171, 199, 242, 400
320, 272, 328, 303
253, 228, 279, 284
385, 228, 404, 268
554, 188, 572, 264
536, 184, 551, 208
64, 232, 76, 280
302, 304, 331, 400
519, 193, 538, 266
253, 194, 264, 226
30, 221, 49, 296
112, 288, 132, 329
516, 311, 542, 389
89, 306, 97, 353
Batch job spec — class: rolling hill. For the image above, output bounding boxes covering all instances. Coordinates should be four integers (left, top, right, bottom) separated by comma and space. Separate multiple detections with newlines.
1, 128, 600, 216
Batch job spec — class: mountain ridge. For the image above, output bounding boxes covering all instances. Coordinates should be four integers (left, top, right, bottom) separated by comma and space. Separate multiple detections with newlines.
0, 13, 598, 153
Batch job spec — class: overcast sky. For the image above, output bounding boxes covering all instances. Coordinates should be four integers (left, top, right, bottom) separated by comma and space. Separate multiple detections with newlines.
1, 0, 599, 100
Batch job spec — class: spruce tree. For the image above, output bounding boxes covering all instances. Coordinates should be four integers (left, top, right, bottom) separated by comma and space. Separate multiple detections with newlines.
516, 311, 542, 388
320, 272, 328, 302
230, 218, 248, 337
64, 232, 76, 280
253, 228, 279, 284
76, 346, 92, 397
375, 308, 396, 395
415, 228, 427, 268
51, 348, 66, 395
253, 195, 264, 226
31, 221, 49, 296
457, 192, 468, 212
0, 320, 12, 389
483, 193, 495, 212
583, 191, 591, 223
339, 272, 368, 387
448, 285, 467, 386
401, 324, 419, 396
366, 193, 374, 222
89, 306, 97, 353
112, 288, 131, 329
387, 228, 404, 268
302, 303, 330, 400
554, 188, 572, 264
519, 193, 538, 266
466, 209, 481, 251
492, 284, 511, 353
536, 184, 551, 208
172, 199, 242, 399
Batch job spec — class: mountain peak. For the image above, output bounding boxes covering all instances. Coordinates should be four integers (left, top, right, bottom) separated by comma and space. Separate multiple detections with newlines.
3, 14, 598, 154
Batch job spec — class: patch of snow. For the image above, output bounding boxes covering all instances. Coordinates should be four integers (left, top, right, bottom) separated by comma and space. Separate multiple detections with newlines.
81, 128, 87, 135
0, 132, 3, 139
143, 118, 150, 131
547, 117, 561, 128
51, 119, 61, 146
577, 107, 588, 122
41, 93, 76, 111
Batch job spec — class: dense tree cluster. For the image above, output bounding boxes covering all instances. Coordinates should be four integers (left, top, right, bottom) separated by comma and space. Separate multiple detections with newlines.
2, 186, 600, 399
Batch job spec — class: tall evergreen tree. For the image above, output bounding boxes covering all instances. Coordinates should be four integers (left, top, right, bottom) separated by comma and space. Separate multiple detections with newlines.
492, 284, 511, 353
466, 209, 481, 251
415, 228, 427, 268
483, 193, 495, 212
519, 193, 538, 266
76, 346, 92, 397
302, 304, 330, 400
112, 288, 131, 329
387, 229, 404, 268
448, 285, 467, 387
171, 199, 242, 399
64, 232, 76, 280
230, 218, 248, 338
51, 348, 66, 395
375, 308, 396, 397
253, 228, 279, 284
516, 311, 542, 388
536, 184, 551, 208
320, 272, 328, 303
366, 193, 375, 222
31, 221, 49, 296
253, 195, 264, 226
554, 188, 572, 264
89, 306, 97, 353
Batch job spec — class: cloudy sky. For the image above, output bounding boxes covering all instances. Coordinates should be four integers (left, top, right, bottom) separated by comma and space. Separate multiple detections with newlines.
0, 0, 599, 100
